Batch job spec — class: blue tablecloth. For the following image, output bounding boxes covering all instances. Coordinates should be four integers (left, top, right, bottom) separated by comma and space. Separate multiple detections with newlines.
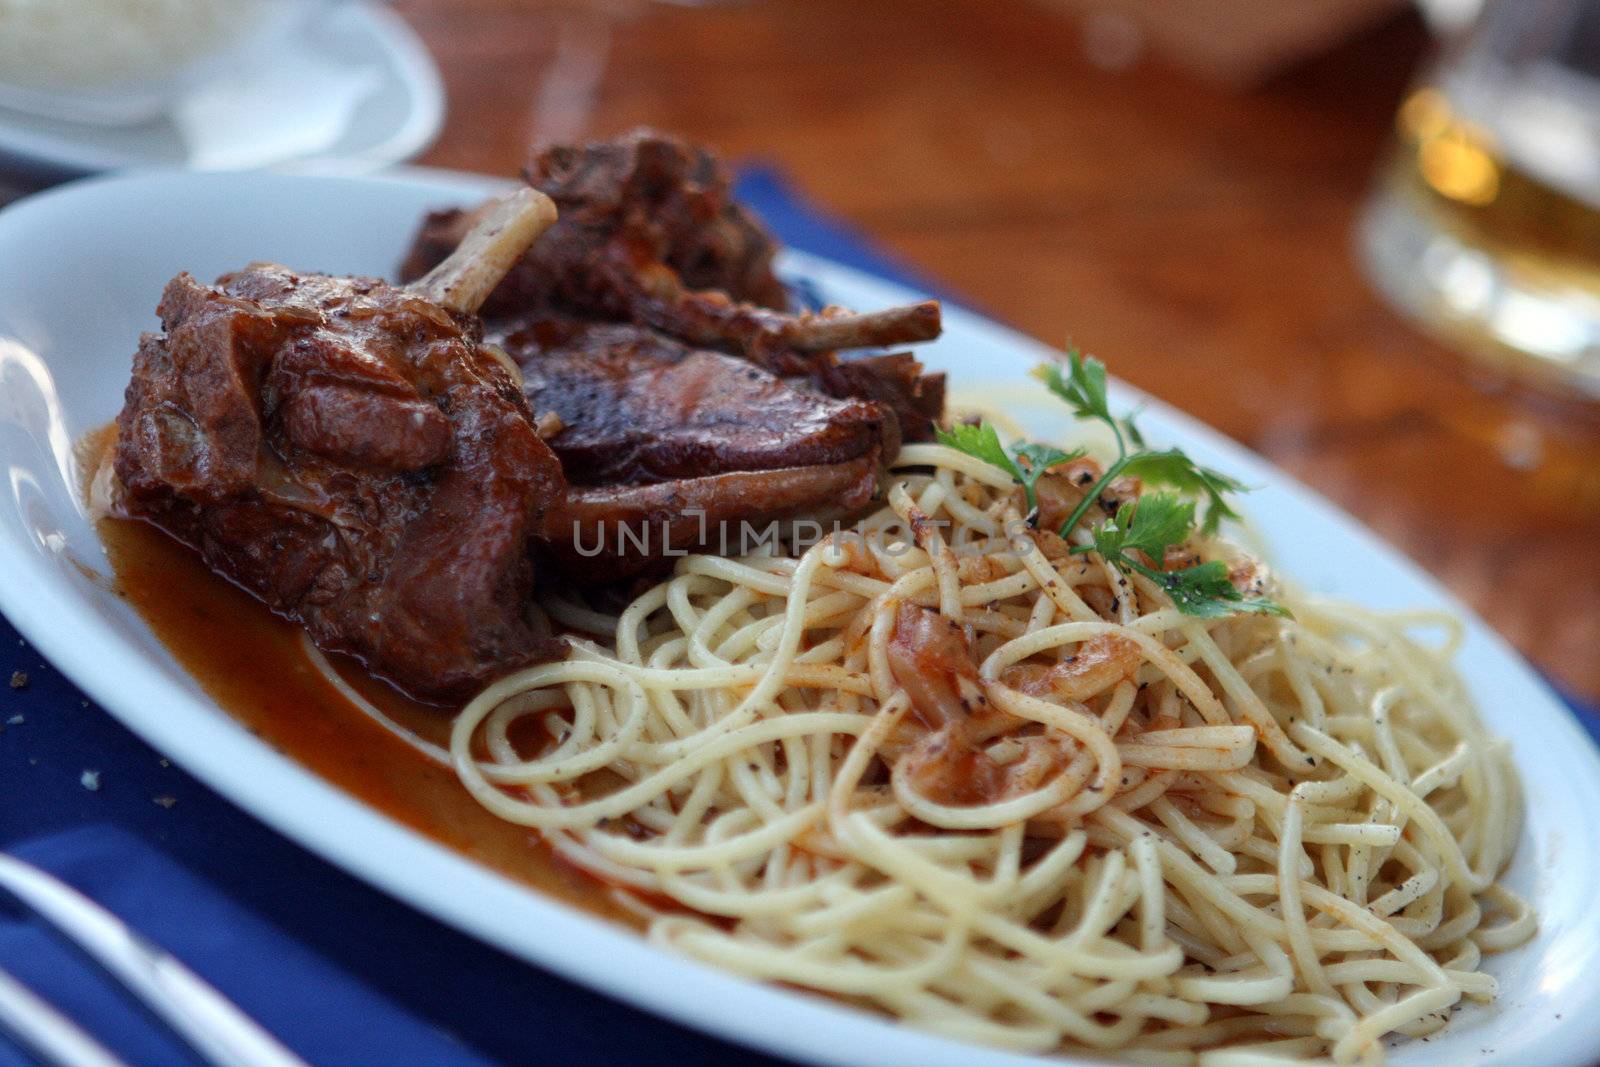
1, 166, 1595, 1067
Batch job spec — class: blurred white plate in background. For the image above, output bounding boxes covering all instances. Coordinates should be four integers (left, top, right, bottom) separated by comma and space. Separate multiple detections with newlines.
0, 2, 442, 184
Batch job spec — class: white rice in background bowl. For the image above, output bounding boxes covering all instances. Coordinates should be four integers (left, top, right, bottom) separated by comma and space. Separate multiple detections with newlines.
0, 0, 309, 124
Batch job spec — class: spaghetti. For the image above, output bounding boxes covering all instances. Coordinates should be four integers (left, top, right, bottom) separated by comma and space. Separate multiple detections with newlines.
433, 438, 1530, 1065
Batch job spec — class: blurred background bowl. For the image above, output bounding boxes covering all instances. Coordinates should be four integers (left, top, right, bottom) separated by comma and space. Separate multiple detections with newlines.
0, 0, 313, 126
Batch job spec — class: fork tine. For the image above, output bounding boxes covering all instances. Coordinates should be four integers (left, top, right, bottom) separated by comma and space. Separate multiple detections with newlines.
0, 963, 130, 1067
0, 855, 308, 1067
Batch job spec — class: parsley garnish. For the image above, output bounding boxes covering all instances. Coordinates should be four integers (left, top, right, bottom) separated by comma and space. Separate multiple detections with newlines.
1086, 492, 1196, 562
935, 421, 1081, 518
937, 350, 1287, 619
1121, 450, 1244, 535
1075, 495, 1287, 618
1035, 351, 1246, 536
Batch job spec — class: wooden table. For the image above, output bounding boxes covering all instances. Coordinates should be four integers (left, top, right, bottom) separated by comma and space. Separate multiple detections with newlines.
396, 0, 1600, 703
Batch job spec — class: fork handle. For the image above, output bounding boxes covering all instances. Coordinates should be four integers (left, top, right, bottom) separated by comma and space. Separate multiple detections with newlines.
0, 965, 128, 1067
0, 855, 308, 1067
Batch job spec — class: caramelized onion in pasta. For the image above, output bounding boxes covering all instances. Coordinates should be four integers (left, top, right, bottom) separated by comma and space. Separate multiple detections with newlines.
427, 440, 1530, 1065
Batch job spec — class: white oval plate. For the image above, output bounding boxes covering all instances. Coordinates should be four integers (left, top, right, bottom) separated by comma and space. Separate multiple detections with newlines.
0, 169, 1597, 1067
0, 3, 442, 184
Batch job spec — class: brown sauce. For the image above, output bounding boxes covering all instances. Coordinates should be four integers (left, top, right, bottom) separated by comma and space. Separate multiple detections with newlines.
95, 501, 641, 930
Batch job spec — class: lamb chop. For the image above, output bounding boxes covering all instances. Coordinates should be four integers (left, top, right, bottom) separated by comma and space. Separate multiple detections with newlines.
399, 129, 946, 441
402, 129, 790, 318
498, 317, 895, 579
113, 190, 569, 702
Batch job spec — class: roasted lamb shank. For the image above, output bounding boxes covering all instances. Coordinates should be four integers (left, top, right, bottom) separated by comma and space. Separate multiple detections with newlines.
114, 191, 568, 701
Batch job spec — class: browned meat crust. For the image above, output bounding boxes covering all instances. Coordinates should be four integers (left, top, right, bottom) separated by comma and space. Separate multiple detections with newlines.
399, 128, 789, 320
814, 351, 945, 444
500, 317, 896, 486
114, 265, 568, 702
495, 315, 893, 579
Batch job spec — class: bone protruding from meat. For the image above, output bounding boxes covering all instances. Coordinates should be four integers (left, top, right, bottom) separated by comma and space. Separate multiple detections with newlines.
621, 275, 942, 363
546, 454, 882, 581
400, 196, 939, 358
784, 301, 942, 353
410, 188, 558, 315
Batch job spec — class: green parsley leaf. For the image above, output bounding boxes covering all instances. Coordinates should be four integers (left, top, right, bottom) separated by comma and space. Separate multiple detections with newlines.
1091, 494, 1196, 563
1121, 404, 1148, 449
1012, 442, 1078, 481
1121, 558, 1289, 619
1121, 448, 1247, 535
937, 422, 1081, 518
1012, 444, 1081, 516
936, 421, 1013, 476
1033, 351, 1114, 431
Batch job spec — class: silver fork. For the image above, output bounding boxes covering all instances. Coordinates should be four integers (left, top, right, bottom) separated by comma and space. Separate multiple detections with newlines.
0, 963, 127, 1067
0, 853, 309, 1067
